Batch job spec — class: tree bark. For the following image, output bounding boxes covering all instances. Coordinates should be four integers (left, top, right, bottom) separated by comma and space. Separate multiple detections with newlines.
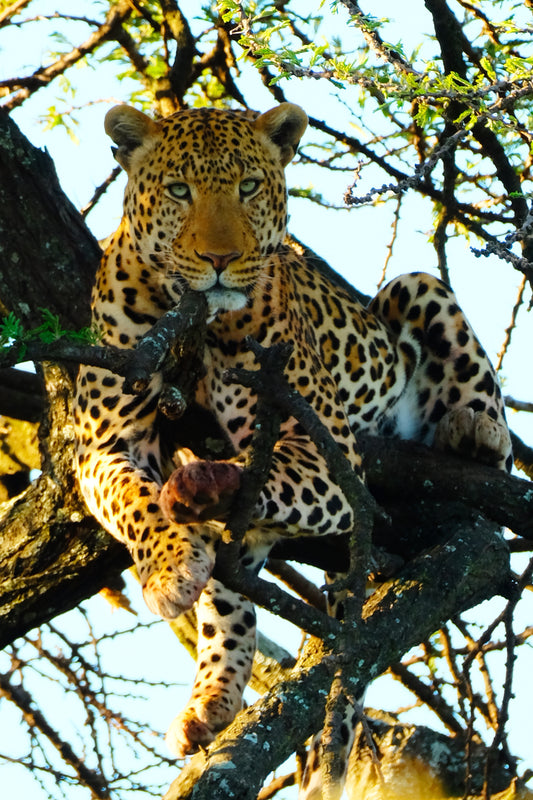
346, 710, 533, 800
0, 114, 125, 645
0, 362, 129, 649
164, 518, 510, 800
0, 109, 100, 327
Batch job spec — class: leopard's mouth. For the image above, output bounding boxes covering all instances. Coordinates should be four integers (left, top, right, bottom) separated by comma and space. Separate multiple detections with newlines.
165, 261, 255, 318
205, 286, 248, 319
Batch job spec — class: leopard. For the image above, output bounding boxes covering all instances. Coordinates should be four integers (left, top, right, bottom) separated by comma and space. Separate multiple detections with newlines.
73, 101, 512, 797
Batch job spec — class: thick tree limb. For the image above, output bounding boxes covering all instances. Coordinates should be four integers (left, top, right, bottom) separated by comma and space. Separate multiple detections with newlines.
160, 0, 197, 104
163, 518, 510, 800
0, 363, 129, 649
0, 110, 99, 327
0, 368, 43, 422
360, 434, 533, 543
1, 429, 531, 649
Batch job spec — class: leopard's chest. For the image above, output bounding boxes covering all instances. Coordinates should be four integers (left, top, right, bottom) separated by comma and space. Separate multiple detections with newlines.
195, 336, 259, 451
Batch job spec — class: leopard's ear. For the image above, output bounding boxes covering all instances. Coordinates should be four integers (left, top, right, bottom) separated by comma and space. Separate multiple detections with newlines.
254, 103, 308, 166
104, 105, 159, 171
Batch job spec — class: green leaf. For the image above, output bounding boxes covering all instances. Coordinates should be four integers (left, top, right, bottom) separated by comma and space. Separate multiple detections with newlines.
0, 312, 25, 347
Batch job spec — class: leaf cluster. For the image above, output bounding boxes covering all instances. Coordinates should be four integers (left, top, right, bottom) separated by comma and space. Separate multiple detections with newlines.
0, 309, 100, 360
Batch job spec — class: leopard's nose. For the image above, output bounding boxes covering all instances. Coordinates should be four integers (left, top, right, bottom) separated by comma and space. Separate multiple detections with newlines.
195, 251, 241, 271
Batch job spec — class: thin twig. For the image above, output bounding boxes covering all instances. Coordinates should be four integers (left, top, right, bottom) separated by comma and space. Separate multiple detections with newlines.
0, 0, 133, 110
389, 661, 465, 736
257, 773, 295, 800
377, 193, 402, 289
496, 275, 527, 372
81, 166, 122, 219
505, 395, 533, 413
483, 557, 533, 795
0, 673, 110, 798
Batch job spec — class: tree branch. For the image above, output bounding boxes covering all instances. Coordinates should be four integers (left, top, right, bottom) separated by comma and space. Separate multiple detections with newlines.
0, 0, 133, 110
0, 673, 111, 798
163, 518, 510, 800
0, 368, 43, 422
360, 433, 533, 543
0, 363, 129, 650
2, 426, 530, 650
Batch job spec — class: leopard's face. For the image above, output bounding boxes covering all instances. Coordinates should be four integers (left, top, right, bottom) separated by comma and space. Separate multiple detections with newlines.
106, 104, 308, 315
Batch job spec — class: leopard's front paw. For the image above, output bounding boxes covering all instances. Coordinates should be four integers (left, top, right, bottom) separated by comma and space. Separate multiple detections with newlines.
166, 709, 215, 758
140, 545, 214, 619
165, 694, 239, 757
434, 407, 511, 469
160, 456, 242, 522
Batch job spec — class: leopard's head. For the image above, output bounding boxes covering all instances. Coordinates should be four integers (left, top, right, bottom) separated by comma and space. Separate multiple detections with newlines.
105, 102, 307, 316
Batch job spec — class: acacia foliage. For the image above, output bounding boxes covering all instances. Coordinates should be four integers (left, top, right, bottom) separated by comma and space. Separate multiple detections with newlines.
0, 2, 533, 799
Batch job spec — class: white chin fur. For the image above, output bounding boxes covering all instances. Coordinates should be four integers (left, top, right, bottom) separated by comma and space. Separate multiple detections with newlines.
206, 288, 248, 319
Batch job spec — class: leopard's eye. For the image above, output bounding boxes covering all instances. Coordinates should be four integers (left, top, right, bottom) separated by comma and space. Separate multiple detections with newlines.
167, 182, 190, 200
239, 178, 261, 199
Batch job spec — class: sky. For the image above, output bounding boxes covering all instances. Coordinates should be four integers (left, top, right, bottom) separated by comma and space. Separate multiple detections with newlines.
0, 1, 532, 798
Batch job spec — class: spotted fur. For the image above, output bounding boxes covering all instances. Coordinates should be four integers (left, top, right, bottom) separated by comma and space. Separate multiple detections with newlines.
74, 103, 512, 793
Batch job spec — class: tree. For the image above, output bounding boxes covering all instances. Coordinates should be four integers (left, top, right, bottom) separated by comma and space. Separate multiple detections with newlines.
0, 1, 532, 798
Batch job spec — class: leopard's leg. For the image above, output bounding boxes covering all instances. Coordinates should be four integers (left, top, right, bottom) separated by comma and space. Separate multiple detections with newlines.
370, 272, 512, 472
158, 436, 363, 759
166, 538, 273, 757
74, 366, 220, 619
158, 411, 366, 757
166, 578, 257, 757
